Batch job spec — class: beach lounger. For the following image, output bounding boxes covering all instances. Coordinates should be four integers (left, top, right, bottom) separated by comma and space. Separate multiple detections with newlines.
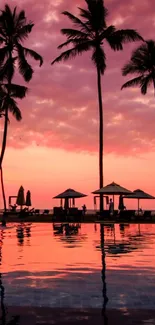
34, 209, 40, 214
43, 209, 49, 214
143, 210, 152, 220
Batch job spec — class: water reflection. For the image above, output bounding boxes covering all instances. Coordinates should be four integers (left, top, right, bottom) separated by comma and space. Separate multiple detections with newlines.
53, 223, 87, 247
100, 225, 108, 324
0, 230, 6, 325
16, 224, 31, 246
119, 224, 130, 237
0, 223, 155, 320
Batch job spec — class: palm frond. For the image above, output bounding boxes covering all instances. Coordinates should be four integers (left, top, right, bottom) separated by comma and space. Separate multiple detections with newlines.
0, 57, 16, 82
62, 11, 91, 33
52, 41, 93, 64
22, 47, 43, 66
16, 44, 33, 81
12, 6, 17, 21
0, 46, 9, 67
16, 24, 34, 42
92, 46, 106, 74
100, 25, 116, 41
0, 36, 5, 44
61, 28, 89, 39
1, 4, 14, 36
3, 83, 28, 98
7, 97, 22, 121
107, 29, 143, 51
78, 7, 91, 21
14, 9, 26, 29
114, 29, 143, 44
122, 40, 155, 76
85, 0, 108, 31
122, 62, 143, 76
140, 75, 153, 94
58, 37, 90, 49
121, 75, 144, 90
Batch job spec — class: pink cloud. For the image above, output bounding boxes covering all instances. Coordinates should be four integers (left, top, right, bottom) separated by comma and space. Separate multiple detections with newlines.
0, 0, 155, 156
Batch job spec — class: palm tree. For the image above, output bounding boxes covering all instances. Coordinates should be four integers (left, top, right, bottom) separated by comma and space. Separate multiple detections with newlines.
0, 83, 28, 212
51, 0, 143, 212
0, 4, 43, 213
121, 40, 155, 95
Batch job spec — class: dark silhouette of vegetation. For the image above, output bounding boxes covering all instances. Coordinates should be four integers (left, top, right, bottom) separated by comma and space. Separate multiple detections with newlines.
51, 0, 143, 212
121, 40, 155, 95
0, 84, 28, 212
0, 4, 43, 213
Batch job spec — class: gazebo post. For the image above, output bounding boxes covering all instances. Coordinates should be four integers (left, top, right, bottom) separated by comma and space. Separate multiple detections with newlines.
138, 198, 140, 213
113, 195, 115, 209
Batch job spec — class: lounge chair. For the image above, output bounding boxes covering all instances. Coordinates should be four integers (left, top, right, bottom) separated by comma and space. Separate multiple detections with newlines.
43, 209, 49, 214
143, 210, 152, 220
34, 209, 40, 214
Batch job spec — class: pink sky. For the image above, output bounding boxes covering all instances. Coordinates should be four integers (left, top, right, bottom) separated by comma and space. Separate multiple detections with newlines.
1, 0, 155, 210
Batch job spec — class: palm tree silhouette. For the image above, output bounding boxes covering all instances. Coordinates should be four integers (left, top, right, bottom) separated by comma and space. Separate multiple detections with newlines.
0, 230, 20, 325
0, 83, 28, 212
121, 40, 155, 95
100, 224, 108, 317
51, 0, 143, 212
0, 4, 43, 213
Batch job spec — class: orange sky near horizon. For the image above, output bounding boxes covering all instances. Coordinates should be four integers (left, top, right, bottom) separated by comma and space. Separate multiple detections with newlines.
2, 146, 155, 210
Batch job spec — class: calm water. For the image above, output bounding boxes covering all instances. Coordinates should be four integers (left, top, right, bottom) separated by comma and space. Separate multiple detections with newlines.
0, 223, 155, 309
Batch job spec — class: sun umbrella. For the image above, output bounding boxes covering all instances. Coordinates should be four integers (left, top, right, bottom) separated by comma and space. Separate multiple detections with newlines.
124, 189, 155, 211
92, 182, 132, 195
53, 188, 87, 198
92, 182, 132, 208
25, 190, 31, 208
53, 188, 87, 208
16, 186, 25, 210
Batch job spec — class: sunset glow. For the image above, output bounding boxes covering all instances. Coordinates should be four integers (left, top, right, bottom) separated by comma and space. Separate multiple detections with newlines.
1, 0, 155, 209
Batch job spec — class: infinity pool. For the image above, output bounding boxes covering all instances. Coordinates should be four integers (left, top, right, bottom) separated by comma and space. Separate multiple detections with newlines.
1, 223, 155, 310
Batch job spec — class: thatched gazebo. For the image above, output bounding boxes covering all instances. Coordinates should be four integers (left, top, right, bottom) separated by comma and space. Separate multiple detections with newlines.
53, 188, 87, 209
92, 182, 132, 209
124, 189, 155, 211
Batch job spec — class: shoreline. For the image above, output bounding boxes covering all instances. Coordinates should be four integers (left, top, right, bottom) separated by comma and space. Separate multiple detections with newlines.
0, 213, 155, 224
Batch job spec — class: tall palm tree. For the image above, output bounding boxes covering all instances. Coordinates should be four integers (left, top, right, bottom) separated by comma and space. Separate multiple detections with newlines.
0, 4, 43, 213
51, 0, 143, 212
0, 83, 28, 212
121, 40, 155, 94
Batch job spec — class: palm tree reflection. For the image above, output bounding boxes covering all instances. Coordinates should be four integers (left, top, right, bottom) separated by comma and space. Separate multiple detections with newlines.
0, 230, 6, 325
100, 224, 108, 324
0, 230, 20, 325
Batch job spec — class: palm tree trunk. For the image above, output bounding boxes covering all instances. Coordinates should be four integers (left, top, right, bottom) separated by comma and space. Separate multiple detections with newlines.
0, 50, 12, 219
0, 109, 8, 217
0, 167, 6, 212
0, 107, 9, 169
97, 66, 104, 212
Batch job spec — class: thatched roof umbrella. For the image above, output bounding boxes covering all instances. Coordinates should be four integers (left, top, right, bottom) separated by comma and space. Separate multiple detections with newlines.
53, 188, 87, 209
25, 190, 32, 210
92, 182, 132, 208
16, 186, 25, 210
124, 189, 155, 211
